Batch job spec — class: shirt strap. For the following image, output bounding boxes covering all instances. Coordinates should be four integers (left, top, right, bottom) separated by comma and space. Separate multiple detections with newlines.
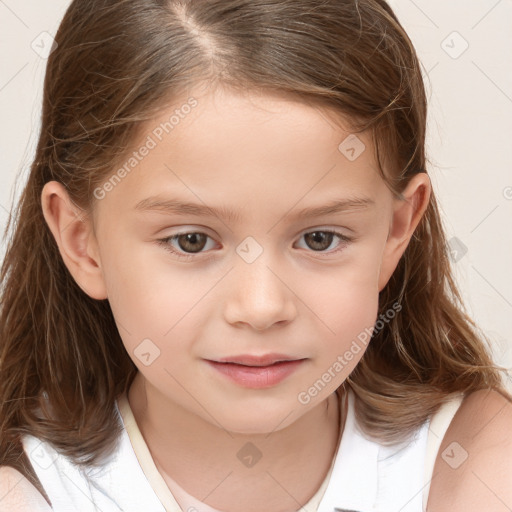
422, 393, 465, 511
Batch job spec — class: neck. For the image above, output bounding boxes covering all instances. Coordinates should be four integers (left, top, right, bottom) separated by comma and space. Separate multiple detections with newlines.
127, 372, 346, 512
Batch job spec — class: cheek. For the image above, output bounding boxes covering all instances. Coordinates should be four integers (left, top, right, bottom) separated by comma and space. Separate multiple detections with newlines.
311, 247, 382, 327
100, 240, 212, 355
321, 276, 379, 352
304, 280, 378, 393
307, 246, 383, 364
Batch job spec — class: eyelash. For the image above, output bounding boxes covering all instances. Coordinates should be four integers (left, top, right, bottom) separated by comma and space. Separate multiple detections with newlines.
156, 229, 354, 261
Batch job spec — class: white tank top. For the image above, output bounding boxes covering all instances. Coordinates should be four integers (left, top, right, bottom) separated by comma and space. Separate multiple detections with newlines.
21, 388, 464, 512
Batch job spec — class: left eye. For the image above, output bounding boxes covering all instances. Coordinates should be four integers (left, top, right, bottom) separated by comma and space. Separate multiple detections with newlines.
156, 229, 353, 260
296, 230, 352, 253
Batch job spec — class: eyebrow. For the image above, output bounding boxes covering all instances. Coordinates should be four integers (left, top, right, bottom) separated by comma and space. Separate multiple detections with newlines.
134, 195, 374, 224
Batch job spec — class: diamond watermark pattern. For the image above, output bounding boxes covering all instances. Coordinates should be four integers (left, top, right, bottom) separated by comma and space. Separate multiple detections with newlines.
338, 134, 366, 161
236, 236, 263, 264
237, 442, 262, 468
31, 31, 58, 59
134, 338, 161, 366
441, 441, 468, 469
448, 236, 468, 263
441, 31, 469, 59
30, 442, 59, 470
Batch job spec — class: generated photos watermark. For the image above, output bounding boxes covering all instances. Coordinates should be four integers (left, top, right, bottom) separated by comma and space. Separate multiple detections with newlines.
297, 301, 402, 405
93, 97, 198, 201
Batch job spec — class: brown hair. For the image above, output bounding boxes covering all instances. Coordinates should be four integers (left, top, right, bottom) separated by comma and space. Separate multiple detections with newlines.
1, 0, 510, 505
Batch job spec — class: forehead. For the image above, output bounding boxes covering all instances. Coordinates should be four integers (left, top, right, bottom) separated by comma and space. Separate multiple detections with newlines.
168, 85, 362, 154
94, 85, 389, 220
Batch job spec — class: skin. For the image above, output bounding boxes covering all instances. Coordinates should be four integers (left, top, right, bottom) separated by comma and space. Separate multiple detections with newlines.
40, 85, 432, 511
427, 388, 512, 511
0, 467, 53, 511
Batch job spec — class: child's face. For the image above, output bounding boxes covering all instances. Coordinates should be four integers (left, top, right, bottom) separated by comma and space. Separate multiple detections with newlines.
45, 85, 429, 433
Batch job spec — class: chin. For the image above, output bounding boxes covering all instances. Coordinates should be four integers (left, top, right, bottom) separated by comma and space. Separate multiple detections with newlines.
215, 404, 303, 436
226, 420, 288, 436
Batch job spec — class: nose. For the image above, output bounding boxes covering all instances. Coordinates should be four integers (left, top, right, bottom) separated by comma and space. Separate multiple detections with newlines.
223, 253, 297, 331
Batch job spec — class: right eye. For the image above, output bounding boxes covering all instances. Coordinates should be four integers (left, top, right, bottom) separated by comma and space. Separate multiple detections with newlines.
156, 231, 218, 260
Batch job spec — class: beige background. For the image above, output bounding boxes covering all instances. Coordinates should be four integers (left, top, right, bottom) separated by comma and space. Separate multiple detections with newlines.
1, 0, 511, 388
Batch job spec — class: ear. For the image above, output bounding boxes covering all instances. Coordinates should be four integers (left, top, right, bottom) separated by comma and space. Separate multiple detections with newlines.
378, 172, 431, 292
41, 181, 107, 300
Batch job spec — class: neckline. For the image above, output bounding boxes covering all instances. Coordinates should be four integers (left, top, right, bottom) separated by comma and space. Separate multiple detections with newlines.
116, 387, 349, 512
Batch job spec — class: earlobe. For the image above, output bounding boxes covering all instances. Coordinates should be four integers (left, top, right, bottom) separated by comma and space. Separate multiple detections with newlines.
378, 173, 431, 292
41, 181, 108, 300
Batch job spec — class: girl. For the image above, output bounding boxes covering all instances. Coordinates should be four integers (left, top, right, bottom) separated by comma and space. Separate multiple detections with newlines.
1, 1, 511, 511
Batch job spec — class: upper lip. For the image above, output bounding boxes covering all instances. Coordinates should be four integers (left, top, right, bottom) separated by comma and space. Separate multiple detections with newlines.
210, 354, 304, 367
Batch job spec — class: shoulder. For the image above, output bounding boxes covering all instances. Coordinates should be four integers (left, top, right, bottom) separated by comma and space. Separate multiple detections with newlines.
427, 388, 512, 511
0, 466, 52, 511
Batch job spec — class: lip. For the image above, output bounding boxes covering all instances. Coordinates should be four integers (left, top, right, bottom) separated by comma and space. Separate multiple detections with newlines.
214, 353, 300, 366
205, 355, 306, 389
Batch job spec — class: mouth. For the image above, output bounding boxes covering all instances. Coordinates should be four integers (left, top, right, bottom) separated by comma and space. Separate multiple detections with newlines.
211, 353, 304, 367
205, 355, 307, 389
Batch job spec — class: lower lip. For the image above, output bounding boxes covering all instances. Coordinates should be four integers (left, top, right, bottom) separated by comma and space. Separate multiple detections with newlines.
206, 359, 305, 389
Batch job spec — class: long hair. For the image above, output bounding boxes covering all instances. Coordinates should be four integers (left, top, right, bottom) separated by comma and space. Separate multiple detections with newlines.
1, 0, 510, 504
